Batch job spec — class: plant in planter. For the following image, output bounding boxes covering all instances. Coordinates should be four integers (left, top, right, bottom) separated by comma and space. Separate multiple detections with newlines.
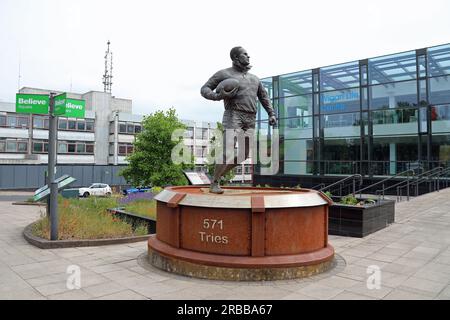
340, 194, 358, 205
329, 194, 395, 238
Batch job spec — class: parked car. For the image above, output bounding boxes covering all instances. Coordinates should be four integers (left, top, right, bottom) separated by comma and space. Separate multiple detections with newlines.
122, 187, 151, 196
79, 184, 112, 198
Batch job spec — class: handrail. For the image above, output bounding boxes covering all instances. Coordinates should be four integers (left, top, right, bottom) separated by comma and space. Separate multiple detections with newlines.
319, 174, 362, 196
375, 166, 443, 199
354, 169, 415, 198
397, 166, 450, 201
312, 183, 325, 190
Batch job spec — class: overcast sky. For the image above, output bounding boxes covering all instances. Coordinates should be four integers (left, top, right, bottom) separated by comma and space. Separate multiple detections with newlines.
1, 0, 450, 122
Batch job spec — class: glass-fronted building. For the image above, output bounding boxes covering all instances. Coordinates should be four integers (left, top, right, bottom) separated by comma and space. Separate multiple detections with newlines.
255, 43, 450, 187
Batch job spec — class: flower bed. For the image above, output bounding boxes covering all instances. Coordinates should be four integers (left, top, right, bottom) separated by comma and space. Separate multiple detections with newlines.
31, 197, 149, 241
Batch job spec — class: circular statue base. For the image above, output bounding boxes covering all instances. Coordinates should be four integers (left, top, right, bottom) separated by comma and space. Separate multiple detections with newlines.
148, 186, 335, 281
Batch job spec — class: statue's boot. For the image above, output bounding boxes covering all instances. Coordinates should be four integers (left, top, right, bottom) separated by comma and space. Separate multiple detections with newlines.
210, 181, 224, 194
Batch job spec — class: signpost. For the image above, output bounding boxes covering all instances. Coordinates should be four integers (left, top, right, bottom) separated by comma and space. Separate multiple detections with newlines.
16, 94, 49, 115
48, 93, 58, 240
16, 91, 86, 241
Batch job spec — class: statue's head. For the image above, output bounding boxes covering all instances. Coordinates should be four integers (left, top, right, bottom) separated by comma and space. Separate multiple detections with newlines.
230, 47, 250, 67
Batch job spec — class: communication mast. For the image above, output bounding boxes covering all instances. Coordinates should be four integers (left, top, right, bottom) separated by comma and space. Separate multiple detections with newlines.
102, 40, 113, 94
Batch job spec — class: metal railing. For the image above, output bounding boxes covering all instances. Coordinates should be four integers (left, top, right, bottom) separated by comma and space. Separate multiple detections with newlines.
373, 167, 443, 202
312, 183, 325, 190
354, 169, 416, 199
319, 174, 363, 197
397, 167, 450, 202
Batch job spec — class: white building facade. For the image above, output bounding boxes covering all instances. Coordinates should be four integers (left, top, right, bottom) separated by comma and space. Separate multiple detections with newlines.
0, 87, 251, 183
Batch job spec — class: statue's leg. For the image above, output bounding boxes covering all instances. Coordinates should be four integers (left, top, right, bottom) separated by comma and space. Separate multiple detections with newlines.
210, 164, 226, 194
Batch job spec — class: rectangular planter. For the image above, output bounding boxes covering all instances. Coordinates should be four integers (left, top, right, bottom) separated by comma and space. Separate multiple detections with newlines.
329, 198, 395, 238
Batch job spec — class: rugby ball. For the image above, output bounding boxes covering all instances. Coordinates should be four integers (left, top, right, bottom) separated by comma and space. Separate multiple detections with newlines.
216, 78, 240, 94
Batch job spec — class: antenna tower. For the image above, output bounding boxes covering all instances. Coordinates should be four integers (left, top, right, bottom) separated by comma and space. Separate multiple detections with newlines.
102, 40, 113, 93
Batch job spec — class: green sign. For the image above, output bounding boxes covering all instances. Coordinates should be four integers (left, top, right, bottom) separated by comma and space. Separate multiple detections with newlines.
16, 94, 49, 114
65, 98, 85, 118
54, 93, 67, 116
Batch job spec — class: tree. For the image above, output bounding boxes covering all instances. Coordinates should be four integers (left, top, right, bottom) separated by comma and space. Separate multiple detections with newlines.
205, 122, 235, 184
120, 108, 192, 187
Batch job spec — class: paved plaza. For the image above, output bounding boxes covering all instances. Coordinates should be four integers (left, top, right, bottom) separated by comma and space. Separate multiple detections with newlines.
0, 190, 449, 300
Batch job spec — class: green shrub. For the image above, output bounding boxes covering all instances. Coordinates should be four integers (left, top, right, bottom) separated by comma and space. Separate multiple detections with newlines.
151, 186, 163, 194
340, 195, 358, 205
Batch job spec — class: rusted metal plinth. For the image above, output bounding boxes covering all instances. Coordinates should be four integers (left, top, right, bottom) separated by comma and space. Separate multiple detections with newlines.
147, 186, 335, 281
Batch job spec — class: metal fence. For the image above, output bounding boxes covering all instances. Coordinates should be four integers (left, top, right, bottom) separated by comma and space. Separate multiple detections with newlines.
0, 165, 129, 190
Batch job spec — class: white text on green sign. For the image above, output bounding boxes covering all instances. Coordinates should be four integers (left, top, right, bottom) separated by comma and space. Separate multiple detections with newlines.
54, 93, 67, 116
16, 94, 49, 115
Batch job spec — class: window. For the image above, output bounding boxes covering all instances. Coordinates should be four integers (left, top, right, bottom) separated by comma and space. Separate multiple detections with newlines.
279, 95, 313, 119
58, 143, 67, 153
68, 143, 76, 153
321, 61, 360, 91
127, 145, 133, 154
2, 139, 28, 153
33, 141, 44, 153
86, 144, 94, 153
119, 123, 127, 133
127, 124, 134, 134
322, 113, 361, 138
261, 78, 273, 99
372, 108, 419, 136
372, 136, 418, 166
77, 121, 85, 131
6, 141, 16, 152
86, 119, 94, 132
369, 51, 416, 85
184, 127, 194, 139
68, 120, 76, 130
0, 115, 6, 127
279, 71, 313, 97
119, 145, 127, 155
58, 119, 67, 130
134, 125, 142, 134
195, 128, 205, 140
429, 76, 450, 105
31, 116, 43, 130
323, 138, 361, 162
321, 89, 360, 114
282, 116, 312, 139
19, 142, 28, 152
7, 116, 16, 127
428, 44, 450, 77
432, 105, 450, 133
17, 117, 29, 128
76, 144, 85, 153
370, 80, 417, 110
431, 134, 450, 162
